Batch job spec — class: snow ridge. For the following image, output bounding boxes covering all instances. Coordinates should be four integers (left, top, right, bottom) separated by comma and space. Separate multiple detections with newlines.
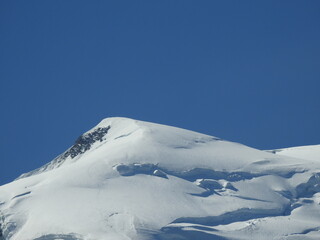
17, 126, 111, 180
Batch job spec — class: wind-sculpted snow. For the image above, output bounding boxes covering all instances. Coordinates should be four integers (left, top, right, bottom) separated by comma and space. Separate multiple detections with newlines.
116, 163, 168, 178
0, 117, 319, 240
172, 207, 287, 226
296, 173, 320, 198
116, 163, 271, 181
153, 227, 228, 240
33, 234, 83, 240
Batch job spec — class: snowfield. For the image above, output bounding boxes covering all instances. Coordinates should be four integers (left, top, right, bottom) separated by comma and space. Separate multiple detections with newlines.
0, 117, 319, 240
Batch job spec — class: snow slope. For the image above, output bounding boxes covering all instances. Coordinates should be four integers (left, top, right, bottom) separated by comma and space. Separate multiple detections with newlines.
0, 117, 319, 240
267, 145, 320, 162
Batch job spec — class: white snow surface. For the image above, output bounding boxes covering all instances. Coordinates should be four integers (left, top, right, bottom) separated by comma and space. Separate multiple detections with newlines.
0, 117, 319, 240
269, 144, 320, 162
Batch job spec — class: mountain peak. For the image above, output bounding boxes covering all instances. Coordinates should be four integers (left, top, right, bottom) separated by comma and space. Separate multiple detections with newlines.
1, 119, 320, 240
18, 117, 221, 179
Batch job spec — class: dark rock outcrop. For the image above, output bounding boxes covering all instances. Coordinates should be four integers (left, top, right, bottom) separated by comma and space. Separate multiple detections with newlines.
63, 126, 111, 159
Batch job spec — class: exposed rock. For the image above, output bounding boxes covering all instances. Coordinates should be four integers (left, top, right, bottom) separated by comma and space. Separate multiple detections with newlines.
63, 126, 111, 159
17, 126, 111, 180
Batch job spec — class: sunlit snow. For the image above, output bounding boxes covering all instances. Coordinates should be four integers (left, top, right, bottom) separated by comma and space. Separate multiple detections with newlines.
0, 117, 319, 240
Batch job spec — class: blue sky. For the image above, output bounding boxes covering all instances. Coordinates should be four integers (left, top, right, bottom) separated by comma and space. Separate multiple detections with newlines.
1, 0, 319, 185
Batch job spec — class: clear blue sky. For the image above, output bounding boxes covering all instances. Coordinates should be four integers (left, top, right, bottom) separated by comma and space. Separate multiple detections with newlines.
1, 0, 319, 185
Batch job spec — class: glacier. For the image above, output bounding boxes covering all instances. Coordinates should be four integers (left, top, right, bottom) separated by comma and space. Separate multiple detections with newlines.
0, 117, 319, 240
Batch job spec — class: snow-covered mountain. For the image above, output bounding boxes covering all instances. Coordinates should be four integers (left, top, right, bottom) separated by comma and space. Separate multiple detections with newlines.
0, 117, 319, 240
